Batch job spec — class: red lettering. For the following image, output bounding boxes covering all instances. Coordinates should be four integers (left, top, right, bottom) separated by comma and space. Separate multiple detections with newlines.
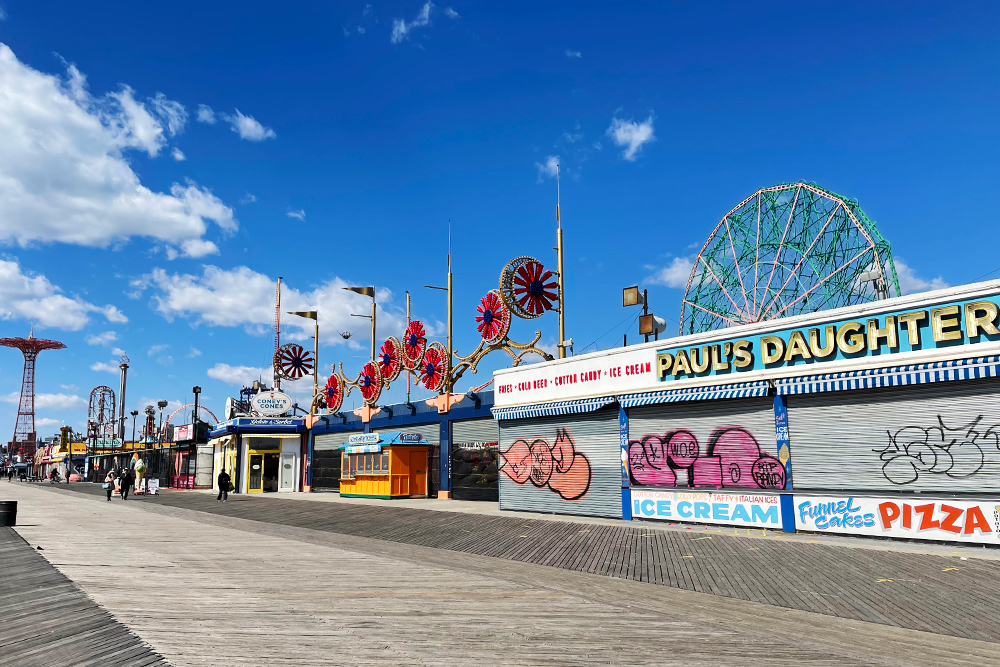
939, 505, 963, 534
913, 504, 939, 530
879, 502, 900, 528
902, 503, 911, 529
964, 506, 992, 535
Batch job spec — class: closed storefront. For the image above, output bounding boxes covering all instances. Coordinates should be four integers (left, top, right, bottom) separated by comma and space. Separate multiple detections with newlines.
497, 405, 621, 518
371, 425, 440, 498
313, 431, 359, 490
451, 418, 500, 501
627, 396, 783, 491
785, 375, 1000, 494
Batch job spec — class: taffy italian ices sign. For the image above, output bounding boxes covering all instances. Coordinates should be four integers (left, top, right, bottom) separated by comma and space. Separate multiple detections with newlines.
657, 292, 1000, 382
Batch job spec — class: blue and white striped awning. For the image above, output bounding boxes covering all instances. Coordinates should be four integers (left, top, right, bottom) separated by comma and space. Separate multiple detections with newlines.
618, 380, 770, 408
491, 396, 616, 420
775, 355, 1000, 395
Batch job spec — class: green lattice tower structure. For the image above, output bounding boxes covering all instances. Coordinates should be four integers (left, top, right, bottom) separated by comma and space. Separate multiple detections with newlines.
680, 181, 901, 335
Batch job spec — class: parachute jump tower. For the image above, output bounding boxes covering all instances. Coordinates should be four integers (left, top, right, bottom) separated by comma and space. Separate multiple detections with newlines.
0, 331, 66, 459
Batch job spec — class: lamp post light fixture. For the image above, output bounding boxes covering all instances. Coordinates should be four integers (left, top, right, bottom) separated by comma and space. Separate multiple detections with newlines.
345, 286, 376, 362
157, 400, 168, 446
130, 410, 139, 445
288, 310, 320, 398
192, 386, 201, 444
623, 286, 666, 342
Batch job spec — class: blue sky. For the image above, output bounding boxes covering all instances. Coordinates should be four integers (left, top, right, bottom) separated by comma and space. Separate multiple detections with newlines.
0, 1, 998, 440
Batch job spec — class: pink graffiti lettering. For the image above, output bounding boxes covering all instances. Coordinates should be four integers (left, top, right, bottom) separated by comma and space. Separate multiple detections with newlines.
629, 426, 784, 490
500, 428, 592, 501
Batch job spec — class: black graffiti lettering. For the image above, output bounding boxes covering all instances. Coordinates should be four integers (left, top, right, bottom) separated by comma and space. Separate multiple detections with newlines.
875, 415, 1000, 485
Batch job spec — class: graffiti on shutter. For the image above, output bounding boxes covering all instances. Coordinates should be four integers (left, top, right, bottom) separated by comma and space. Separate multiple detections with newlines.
499, 427, 591, 501
628, 424, 784, 490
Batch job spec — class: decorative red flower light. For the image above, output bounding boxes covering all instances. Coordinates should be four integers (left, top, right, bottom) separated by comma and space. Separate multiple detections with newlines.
513, 261, 559, 316
378, 337, 402, 382
275, 343, 315, 380
324, 374, 344, 412
402, 320, 427, 369
476, 289, 511, 344
358, 361, 382, 404
420, 342, 448, 392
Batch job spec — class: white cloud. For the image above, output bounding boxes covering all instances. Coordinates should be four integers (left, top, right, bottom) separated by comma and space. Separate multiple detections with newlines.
606, 114, 656, 161
91, 361, 119, 374
894, 258, 948, 295
391, 1, 434, 43
111, 347, 125, 356
0, 8, 6, 21
240, 193, 257, 204
646, 256, 694, 289
535, 155, 560, 182
148, 344, 169, 356
565, 50, 582, 58
35, 417, 63, 430
142, 264, 405, 347
0, 45, 236, 256
196, 104, 216, 124
171, 147, 185, 161
0, 258, 128, 331
86, 330, 118, 346
444, 7, 459, 18
207, 363, 272, 387
149, 92, 187, 136
188, 347, 202, 358
227, 109, 276, 141
286, 209, 306, 221
2, 391, 86, 410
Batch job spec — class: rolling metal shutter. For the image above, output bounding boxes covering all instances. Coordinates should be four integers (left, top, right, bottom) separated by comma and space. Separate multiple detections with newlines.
498, 407, 620, 518
787, 376, 1000, 494
627, 397, 781, 491
371, 424, 440, 498
313, 431, 360, 490
451, 418, 500, 502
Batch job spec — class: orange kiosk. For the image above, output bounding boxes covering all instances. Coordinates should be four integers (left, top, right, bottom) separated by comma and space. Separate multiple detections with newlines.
339, 432, 430, 498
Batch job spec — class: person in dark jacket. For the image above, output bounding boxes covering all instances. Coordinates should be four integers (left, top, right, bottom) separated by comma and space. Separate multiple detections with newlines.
217, 469, 231, 501
120, 467, 133, 500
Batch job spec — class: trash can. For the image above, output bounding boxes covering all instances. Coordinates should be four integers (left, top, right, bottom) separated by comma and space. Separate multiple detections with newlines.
0, 500, 16, 526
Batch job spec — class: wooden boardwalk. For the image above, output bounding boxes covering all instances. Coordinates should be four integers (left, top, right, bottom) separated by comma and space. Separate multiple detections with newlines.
10, 482, 1000, 666
0, 526, 169, 667
50, 481, 1000, 644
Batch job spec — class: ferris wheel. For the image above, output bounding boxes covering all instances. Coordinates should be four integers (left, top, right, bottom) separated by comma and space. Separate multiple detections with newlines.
679, 181, 901, 335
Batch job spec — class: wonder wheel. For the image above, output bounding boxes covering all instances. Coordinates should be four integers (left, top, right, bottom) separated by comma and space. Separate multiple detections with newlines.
499, 256, 559, 319
274, 343, 315, 380
680, 181, 901, 334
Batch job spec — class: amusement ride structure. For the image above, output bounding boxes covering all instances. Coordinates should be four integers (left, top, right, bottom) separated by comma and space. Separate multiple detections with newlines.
1, 331, 66, 459
680, 181, 900, 334
311, 252, 560, 420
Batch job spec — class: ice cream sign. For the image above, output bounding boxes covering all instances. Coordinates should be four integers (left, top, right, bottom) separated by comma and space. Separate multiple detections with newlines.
251, 391, 293, 416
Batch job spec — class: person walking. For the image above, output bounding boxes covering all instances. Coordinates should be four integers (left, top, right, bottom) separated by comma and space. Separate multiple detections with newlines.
120, 467, 133, 500
104, 469, 115, 501
217, 468, 231, 502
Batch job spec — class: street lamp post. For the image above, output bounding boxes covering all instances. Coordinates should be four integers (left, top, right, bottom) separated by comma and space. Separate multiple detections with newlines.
192, 386, 201, 442
344, 287, 376, 362
130, 410, 139, 445
287, 310, 320, 398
